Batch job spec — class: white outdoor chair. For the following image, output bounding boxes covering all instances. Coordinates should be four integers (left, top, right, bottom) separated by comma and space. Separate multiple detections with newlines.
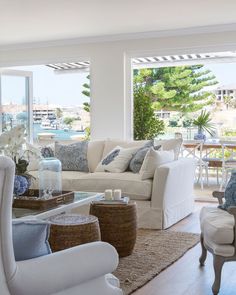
202, 144, 223, 186
0, 156, 123, 295
220, 140, 236, 190
182, 140, 209, 189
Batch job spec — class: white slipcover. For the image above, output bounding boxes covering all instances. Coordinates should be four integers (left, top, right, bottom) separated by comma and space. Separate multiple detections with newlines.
200, 206, 235, 256
200, 207, 234, 245
0, 156, 123, 295
31, 139, 196, 229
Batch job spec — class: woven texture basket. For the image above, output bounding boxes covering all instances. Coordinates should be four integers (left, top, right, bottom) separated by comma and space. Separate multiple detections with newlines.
90, 202, 137, 257
48, 214, 101, 252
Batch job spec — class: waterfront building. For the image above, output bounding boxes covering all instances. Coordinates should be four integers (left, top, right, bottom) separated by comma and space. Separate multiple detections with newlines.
213, 84, 236, 101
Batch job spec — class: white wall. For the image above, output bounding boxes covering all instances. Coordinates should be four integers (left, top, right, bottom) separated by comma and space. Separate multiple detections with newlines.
1, 28, 236, 140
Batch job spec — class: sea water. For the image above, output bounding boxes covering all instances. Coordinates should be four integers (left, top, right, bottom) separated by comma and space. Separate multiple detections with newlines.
33, 124, 85, 141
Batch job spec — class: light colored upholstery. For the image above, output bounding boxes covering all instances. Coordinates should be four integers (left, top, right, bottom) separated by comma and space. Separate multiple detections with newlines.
87, 140, 105, 172
203, 237, 235, 257
200, 207, 234, 245
78, 172, 152, 201
200, 206, 236, 257
149, 158, 195, 229
30, 139, 196, 229
0, 156, 123, 295
102, 139, 148, 158
31, 171, 152, 200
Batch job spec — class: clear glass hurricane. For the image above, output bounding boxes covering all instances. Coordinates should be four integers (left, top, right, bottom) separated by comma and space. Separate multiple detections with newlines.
38, 157, 62, 199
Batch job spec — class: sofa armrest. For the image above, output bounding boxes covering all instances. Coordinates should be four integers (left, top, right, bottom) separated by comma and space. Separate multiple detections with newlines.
9, 242, 119, 295
151, 158, 196, 209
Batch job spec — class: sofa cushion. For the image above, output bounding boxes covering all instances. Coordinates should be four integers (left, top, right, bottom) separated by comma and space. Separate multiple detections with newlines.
55, 141, 89, 172
30, 170, 152, 200
87, 140, 105, 172
102, 139, 149, 158
200, 207, 234, 245
154, 138, 183, 159
140, 148, 175, 180
129, 141, 161, 173
30, 170, 88, 191
53, 171, 151, 200
96, 146, 139, 173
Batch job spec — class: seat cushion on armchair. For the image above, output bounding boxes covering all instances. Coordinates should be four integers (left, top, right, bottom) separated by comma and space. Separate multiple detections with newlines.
203, 237, 235, 257
200, 207, 235, 245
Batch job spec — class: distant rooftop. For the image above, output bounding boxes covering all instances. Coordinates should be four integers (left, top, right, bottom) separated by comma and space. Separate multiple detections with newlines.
215, 84, 236, 90
46, 51, 236, 72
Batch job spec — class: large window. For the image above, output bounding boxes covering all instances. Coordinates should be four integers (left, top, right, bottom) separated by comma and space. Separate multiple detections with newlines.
1, 64, 90, 143
0, 69, 33, 141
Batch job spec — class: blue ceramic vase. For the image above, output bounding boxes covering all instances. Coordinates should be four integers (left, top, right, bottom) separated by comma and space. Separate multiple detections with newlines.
14, 175, 29, 196
194, 129, 206, 141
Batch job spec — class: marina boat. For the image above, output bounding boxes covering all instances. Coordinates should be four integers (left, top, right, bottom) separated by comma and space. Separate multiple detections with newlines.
40, 119, 57, 130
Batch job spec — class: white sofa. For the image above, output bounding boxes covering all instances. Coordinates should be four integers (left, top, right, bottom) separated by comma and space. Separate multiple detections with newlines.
31, 139, 196, 229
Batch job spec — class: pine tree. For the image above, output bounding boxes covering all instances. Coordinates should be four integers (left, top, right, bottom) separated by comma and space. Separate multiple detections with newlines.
82, 75, 90, 112
134, 65, 218, 113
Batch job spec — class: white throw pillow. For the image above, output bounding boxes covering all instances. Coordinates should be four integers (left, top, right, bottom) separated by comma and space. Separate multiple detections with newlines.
95, 146, 139, 173
139, 148, 175, 180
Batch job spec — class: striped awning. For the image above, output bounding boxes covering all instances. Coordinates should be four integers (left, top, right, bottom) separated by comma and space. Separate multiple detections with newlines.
46, 51, 236, 72
46, 61, 90, 72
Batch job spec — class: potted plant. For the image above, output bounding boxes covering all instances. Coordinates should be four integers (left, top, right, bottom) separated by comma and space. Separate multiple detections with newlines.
193, 110, 215, 140
0, 125, 41, 196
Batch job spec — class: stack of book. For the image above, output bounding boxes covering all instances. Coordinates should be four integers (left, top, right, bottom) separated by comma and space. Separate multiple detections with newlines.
92, 196, 130, 205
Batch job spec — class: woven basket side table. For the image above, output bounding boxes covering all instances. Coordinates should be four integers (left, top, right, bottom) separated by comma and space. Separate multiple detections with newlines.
48, 214, 101, 252
89, 202, 137, 257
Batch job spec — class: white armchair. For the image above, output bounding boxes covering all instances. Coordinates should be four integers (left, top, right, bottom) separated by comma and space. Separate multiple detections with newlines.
0, 156, 123, 295
199, 191, 236, 295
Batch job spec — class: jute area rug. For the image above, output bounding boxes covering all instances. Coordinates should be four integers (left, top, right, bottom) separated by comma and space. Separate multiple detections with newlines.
114, 229, 199, 295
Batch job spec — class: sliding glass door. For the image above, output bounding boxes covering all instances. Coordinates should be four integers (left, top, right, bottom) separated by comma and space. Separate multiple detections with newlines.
0, 69, 33, 142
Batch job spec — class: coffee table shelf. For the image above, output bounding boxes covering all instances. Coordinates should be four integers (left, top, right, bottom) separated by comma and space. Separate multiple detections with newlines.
13, 191, 103, 219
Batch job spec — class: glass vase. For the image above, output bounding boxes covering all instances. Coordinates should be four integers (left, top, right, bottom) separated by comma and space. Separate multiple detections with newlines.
38, 157, 62, 199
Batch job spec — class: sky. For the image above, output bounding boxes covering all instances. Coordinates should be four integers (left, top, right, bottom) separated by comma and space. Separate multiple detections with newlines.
2, 65, 89, 107
2, 61, 236, 107
206, 62, 236, 88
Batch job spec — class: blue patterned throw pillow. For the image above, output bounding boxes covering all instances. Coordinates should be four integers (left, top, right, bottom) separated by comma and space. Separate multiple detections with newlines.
219, 171, 236, 210
55, 141, 89, 172
102, 149, 120, 165
129, 141, 161, 173
96, 146, 139, 173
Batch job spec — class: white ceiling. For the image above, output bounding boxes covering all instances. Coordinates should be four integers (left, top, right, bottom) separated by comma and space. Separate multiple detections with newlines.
1, 0, 236, 47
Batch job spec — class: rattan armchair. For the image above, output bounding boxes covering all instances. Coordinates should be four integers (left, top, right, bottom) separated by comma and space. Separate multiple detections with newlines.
199, 191, 236, 294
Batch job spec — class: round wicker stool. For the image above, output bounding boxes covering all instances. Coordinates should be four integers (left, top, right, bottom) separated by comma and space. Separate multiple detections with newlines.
89, 202, 137, 257
48, 214, 101, 252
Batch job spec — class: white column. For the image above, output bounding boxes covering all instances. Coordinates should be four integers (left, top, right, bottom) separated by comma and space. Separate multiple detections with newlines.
90, 49, 132, 141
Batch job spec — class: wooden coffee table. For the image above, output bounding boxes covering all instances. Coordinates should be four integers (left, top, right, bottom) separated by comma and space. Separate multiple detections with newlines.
90, 202, 137, 257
